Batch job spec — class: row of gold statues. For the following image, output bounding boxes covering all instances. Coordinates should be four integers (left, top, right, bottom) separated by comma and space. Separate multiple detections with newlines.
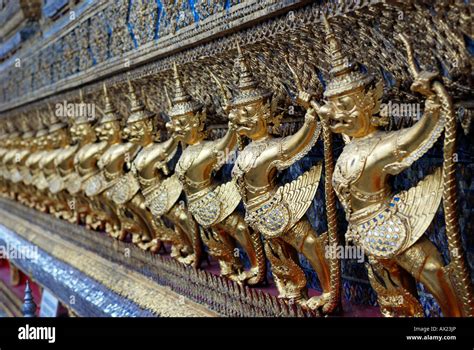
0, 18, 472, 317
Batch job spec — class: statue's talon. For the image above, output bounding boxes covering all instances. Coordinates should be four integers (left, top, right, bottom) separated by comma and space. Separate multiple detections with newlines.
131, 234, 141, 244
111, 229, 127, 241
303, 293, 332, 311
239, 267, 261, 285
225, 272, 244, 285
149, 239, 162, 254
178, 254, 196, 266
170, 245, 181, 259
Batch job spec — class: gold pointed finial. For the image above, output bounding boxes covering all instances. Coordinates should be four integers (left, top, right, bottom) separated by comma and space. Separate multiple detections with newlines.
126, 75, 152, 123
47, 102, 67, 132
75, 89, 92, 125
126, 75, 144, 113
398, 33, 419, 79
164, 85, 173, 110
231, 41, 271, 107
322, 12, 373, 98
98, 82, 120, 124
34, 109, 49, 137
141, 87, 151, 111
207, 67, 231, 107
19, 113, 35, 139
172, 62, 188, 104
323, 13, 350, 79
102, 82, 115, 114
173, 62, 179, 80
322, 12, 333, 36
236, 40, 242, 56
167, 62, 202, 118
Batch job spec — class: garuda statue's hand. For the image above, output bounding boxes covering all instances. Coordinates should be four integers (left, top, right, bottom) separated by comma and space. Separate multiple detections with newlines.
410, 70, 438, 97
296, 91, 312, 110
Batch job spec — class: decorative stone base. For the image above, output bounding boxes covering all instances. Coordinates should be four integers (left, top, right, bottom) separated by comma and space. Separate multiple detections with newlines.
0, 198, 314, 317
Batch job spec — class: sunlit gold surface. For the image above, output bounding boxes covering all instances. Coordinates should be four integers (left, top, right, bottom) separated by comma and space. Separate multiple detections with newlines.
170, 63, 266, 284
318, 16, 473, 317
227, 45, 340, 312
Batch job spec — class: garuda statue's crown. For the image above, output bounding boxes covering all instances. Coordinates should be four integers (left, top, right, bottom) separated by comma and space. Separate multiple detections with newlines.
126, 77, 154, 124
167, 62, 202, 118
0, 122, 7, 141
73, 89, 93, 126
323, 15, 373, 98
231, 42, 272, 107
47, 103, 68, 132
18, 114, 35, 139
5, 119, 20, 138
35, 110, 50, 137
0, 123, 8, 140
98, 83, 121, 124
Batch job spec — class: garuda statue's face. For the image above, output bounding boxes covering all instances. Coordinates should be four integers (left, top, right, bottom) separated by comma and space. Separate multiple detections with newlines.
122, 119, 151, 143
95, 121, 120, 142
319, 89, 373, 138
70, 123, 93, 144
46, 128, 68, 148
229, 100, 267, 140
171, 112, 202, 145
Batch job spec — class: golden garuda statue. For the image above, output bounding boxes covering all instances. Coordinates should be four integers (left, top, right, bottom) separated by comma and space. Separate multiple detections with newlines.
23, 112, 51, 212
132, 82, 202, 267
1, 119, 22, 200
168, 62, 266, 284
229, 43, 340, 313
8, 115, 36, 207
96, 79, 169, 252
316, 16, 473, 317
50, 99, 89, 225
83, 84, 126, 239
38, 107, 72, 220
62, 90, 107, 231
1, 117, 29, 202
0, 122, 9, 196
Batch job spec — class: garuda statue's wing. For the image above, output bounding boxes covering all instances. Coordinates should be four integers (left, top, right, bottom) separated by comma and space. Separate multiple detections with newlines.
188, 180, 241, 228
106, 172, 140, 205
245, 163, 322, 238
143, 174, 183, 217
399, 166, 443, 250
351, 167, 443, 258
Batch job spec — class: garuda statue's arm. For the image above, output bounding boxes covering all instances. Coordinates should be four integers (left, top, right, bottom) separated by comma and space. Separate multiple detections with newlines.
275, 94, 321, 171
208, 123, 237, 172
213, 124, 237, 154
152, 137, 179, 176
383, 72, 445, 175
